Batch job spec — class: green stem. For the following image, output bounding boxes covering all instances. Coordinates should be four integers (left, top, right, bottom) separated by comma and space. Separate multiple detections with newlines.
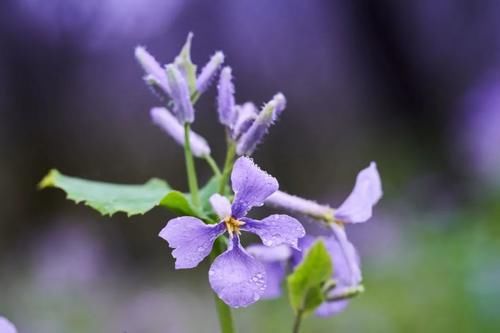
204, 155, 222, 177
218, 137, 236, 194
292, 309, 304, 333
184, 123, 200, 207
210, 238, 236, 333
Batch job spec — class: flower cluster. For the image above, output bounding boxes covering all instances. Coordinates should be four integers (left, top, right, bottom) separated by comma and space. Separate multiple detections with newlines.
136, 34, 286, 159
137, 34, 383, 314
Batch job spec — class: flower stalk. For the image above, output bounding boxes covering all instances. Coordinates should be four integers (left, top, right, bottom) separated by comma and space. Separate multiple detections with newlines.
218, 135, 236, 194
184, 123, 200, 207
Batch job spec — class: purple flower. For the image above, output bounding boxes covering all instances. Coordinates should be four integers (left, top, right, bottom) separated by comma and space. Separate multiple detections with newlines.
150, 107, 211, 157
266, 162, 382, 224
260, 162, 382, 316
159, 156, 305, 308
0, 317, 17, 333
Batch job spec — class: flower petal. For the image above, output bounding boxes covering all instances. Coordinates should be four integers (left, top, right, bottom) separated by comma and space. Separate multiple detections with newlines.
209, 236, 266, 308
327, 224, 362, 286
209, 193, 232, 220
230, 156, 279, 218
241, 215, 305, 249
335, 162, 383, 223
246, 244, 292, 262
159, 217, 225, 269
0, 317, 17, 333
247, 244, 291, 299
315, 300, 349, 317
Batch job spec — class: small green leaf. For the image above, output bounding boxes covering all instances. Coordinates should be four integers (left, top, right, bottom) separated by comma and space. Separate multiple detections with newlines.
39, 169, 171, 217
160, 191, 200, 217
287, 239, 333, 315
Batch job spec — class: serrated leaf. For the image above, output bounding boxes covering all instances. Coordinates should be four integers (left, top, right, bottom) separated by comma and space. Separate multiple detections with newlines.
287, 239, 333, 315
160, 190, 201, 217
39, 169, 171, 217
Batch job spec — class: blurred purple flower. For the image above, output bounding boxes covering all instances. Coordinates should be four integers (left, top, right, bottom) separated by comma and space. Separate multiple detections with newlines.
458, 74, 500, 186
0, 317, 17, 333
31, 224, 108, 291
17, 0, 184, 49
159, 156, 305, 308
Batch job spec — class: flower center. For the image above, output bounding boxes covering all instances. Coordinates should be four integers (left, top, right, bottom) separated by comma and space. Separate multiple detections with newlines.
224, 216, 245, 236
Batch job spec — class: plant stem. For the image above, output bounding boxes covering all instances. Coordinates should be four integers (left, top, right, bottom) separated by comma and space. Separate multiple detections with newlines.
184, 123, 200, 207
210, 238, 236, 333
204, 155, 222, 177
218, 137, 236, 194
292, 309, 304, 333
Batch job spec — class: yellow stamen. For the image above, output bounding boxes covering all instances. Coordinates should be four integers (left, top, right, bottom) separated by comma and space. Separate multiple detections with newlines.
224, 216, 245, 236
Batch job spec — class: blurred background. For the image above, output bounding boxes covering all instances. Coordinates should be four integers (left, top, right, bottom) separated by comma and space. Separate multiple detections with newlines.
1, 0, 500, 332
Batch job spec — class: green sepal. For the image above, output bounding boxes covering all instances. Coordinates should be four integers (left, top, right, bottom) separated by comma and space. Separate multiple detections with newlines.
174, 32, 197, 95
287, 239, 333, 315
39, 169, 171, 217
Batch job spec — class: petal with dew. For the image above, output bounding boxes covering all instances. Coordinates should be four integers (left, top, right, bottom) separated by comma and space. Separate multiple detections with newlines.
241, 215, 305, 249
230, 156, 278, 218
247, 244, 291, 299
159, 217, 225, 269
335, 162, 382, 223
209, 236, 266, 308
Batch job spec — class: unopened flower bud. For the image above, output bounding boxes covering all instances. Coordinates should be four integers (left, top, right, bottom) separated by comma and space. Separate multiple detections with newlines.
151, 107, 210, 157
236, 99, 277, 156
197, 51, 225, 93
166, 64, 195, 124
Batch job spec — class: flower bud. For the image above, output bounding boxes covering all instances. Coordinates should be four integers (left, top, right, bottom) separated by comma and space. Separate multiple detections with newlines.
236, 99, 277, 156
166, 64, 195, 124
197, 51, 225, 93
217, 66, 236, 128
135, 46, 170, 95
151, 107, 210, 157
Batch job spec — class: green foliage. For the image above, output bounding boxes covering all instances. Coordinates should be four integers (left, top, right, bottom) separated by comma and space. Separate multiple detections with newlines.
39, 169, 171, 217
160, 191, 199, 217
287, 239, 332, 315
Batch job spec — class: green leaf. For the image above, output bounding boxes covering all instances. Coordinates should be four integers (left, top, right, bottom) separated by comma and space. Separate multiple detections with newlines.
160, 191, 200, 217
287, 239, 333, 315
39, 169, 171, 217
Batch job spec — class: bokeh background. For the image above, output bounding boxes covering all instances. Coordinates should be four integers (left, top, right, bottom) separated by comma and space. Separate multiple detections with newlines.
1, 0, 500, 332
